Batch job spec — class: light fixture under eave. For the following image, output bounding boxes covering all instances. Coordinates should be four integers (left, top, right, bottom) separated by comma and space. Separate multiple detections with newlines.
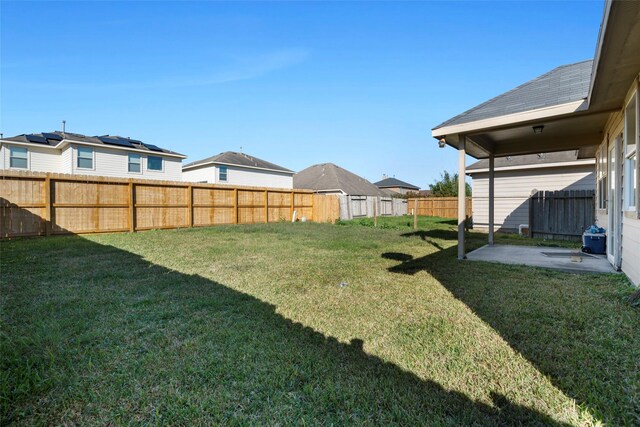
438, 137, 446, 148
532, 125, 544, 134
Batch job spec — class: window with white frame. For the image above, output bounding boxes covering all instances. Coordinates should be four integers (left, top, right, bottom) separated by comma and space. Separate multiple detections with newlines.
9, 146, 28, 169
596, 144, 607, 209
128, 153, 141, 173
77, 147, 94, 169
624, 92, 637, 211
147, 155, 163, 171
219, 166, 228, 182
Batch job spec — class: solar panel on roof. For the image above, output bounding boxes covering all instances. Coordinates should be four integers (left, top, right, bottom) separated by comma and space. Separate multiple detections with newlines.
98, 136, 134, 148
142, 143, 163, 152
26, 134, 48, 144
42, 132, 63, 141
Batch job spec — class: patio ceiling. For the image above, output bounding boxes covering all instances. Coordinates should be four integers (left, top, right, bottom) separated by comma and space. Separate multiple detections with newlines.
453, 109, 611, 159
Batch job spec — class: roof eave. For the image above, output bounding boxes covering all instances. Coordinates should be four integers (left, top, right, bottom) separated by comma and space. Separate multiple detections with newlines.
61, 139, 187, 159
183, 160, 293, 174
587, 0, 613, 107
431, 99, 587, 138
1, 137, 187, 159
376, 185, 419, 190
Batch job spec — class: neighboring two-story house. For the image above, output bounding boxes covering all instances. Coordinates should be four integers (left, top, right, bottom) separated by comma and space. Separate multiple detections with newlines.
182, 151, 294, 189
0, 131, 186, 180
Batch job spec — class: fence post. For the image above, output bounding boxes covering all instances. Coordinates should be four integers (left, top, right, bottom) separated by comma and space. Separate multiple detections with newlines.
94, 181, 100, 232
233, 188, 239, 224
264, 190, 269, 223
44, 174, 52, 236
528, 192, 534, 238
290, 191, 294, 221
413, 199, 418, 230
373, 200, 377, 227
129, 179, 136, 232
187, 185, 193, 227
310, 192, 314, 221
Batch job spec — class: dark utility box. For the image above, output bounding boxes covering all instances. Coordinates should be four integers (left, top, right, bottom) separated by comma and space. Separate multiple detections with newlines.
582, 233, 606, 254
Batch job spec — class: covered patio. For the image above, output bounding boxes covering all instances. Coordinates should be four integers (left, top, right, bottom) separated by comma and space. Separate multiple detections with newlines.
431, 0, 640, 267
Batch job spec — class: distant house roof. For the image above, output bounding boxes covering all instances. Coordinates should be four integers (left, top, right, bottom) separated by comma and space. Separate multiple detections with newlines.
466, 150, 595, 174
183, 151, 293, 174
294, 163, 383, 196
1, 131, 185, 158
433, 60, 593, 131
373, 177, 419, 190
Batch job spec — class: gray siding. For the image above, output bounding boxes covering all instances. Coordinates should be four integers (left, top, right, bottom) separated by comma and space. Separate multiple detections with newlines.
621, 215, 640, 285
471, 165, 595, 231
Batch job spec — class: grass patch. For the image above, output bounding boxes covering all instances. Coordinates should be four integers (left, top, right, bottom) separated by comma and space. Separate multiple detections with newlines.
1, 217, 637, 425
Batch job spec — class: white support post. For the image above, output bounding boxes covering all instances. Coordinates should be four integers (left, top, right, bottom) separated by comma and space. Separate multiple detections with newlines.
488, 153, 495, 245
458, 135, 467, 260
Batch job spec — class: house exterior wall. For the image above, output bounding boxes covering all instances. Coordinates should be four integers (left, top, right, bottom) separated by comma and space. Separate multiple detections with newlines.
183, 164, 293, 189
181, 164, 214, 183
622, 216, 640, 286
1, 142, 182, 181
67, 145, 182, 181
595, 84, 640, 286
1, 144, 61, 173
471, 165, 595, 232
60, 146, 73, 174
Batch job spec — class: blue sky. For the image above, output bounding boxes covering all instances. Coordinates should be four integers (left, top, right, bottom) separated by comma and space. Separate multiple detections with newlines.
1, 1, 603, 188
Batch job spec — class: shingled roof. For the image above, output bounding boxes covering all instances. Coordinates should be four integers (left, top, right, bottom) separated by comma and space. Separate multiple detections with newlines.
373, 177, 419, 190
466, 150, 593, 173
433, 59, 593, 130
2, 131, 185, 157
294, 163, 383, 196
183, 151, 293, 173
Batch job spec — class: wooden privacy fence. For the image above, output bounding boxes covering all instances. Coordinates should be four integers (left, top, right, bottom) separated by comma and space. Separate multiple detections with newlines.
407, 197, 472, 219
0, 171, 339, 238
529, 190, 595, 240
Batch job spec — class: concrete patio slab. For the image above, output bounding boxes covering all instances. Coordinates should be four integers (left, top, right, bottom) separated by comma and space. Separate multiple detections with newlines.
466, 244, 618, 274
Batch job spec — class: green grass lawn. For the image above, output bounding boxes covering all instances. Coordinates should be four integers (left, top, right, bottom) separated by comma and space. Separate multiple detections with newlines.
2, 217, 638, 425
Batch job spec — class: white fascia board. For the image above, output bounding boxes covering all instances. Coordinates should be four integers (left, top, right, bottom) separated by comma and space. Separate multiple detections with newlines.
0, 140, 60, 150
60, 139, 187, 159
431, 100, 587, 138
0, 138, 187, 159
183, 160, 294, 175
466, 159, 595, 175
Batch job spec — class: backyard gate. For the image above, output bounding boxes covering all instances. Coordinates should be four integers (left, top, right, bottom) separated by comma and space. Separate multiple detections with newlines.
529, 190, 595, 240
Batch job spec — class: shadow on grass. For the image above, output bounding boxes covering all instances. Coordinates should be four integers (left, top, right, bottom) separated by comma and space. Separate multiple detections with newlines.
2, 235, 569, 425
401, 229, 472, 241
386, 234, 640, 425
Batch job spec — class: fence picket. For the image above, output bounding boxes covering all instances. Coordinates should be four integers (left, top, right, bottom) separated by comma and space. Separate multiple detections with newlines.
529, 189, 595, 240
